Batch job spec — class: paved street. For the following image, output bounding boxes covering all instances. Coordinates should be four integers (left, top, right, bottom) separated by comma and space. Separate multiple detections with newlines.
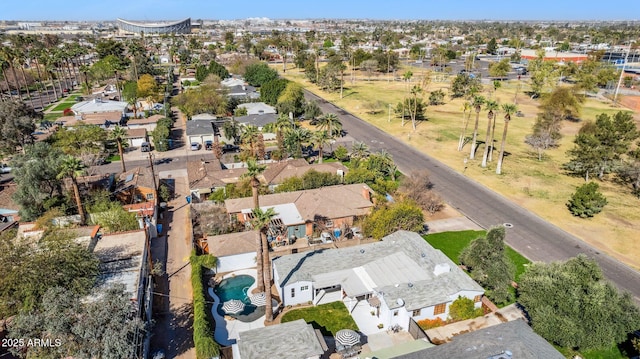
305, 90, 640, 304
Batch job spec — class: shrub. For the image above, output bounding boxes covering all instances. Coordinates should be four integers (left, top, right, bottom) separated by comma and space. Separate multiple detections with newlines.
190, 252, 219, 359
567, 182, 607, 218
417, 317, 445, 330
449, 296, 483, 321
362, 199, 424, 239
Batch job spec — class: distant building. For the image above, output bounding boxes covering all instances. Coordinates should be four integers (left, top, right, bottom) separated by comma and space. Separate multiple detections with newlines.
116, 18, 191, 35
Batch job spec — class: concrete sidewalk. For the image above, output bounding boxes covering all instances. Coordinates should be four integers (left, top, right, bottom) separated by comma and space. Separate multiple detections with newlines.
425, 217, 483, 234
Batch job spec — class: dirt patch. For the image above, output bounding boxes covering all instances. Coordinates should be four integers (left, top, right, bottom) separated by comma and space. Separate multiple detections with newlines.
424, 203, 464, 221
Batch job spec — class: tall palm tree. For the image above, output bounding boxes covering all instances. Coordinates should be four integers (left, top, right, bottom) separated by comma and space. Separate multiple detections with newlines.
350, 141, 370, 166
469, 95, 485, 160
250, 207, 278, 324
457, 101, 472, 151
241, 160, 267, 292
284, 127, 311, 159
496, 104, 518, 175
57, 156, 86, 224
272, 113, 294, 157
481, 100, 499, 168
13, 48, 33, 102
312, 130, 332, 163
488, 106, 500, 163
0, 57, 12, 101
240, 125, 260, 158
108, 126, 128, 173
0, 46, 21, 99
316, 113, 342, 138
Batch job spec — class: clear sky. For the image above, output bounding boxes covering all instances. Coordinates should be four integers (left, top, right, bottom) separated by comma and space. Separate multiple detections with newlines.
3, 0, 640, 21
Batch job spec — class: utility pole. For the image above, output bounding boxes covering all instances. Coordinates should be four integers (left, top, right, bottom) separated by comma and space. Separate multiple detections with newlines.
148, 152, 158, 203
613, 44, 631, 106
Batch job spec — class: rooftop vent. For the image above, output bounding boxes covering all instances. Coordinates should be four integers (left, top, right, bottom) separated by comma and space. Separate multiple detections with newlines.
360, 249, 365, 254
408, 283, 414, 288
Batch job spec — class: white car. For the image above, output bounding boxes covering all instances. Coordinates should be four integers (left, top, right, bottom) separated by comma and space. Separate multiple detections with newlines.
0, 164, 11, 174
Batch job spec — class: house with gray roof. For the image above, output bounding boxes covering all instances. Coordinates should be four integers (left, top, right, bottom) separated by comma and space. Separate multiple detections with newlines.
237, 102, 276, 115
186, 117, 234, 145
393, 319, 564, 359
272, 230, 484, 332
234, 113, 278, 140
234, 319, 326, 359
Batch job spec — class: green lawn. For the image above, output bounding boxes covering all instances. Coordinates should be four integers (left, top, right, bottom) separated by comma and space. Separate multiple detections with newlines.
423, 230, 485, 263
106, 154, 120, 162
43, 113, 63, 122
280, 301, 359, 336
557, 343, 629, 359
51, 102, 75, 111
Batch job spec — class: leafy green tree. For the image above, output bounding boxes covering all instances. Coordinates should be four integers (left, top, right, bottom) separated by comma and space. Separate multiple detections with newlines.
0, 229, 99, 317
303, 100, 323, 121
10, 143, 65, 221
8, 284, 145, 359
207, 59, 230, 80
88, 192, 139, 232
518, 255, 640, 351
450, 73, 481, 99
567, 182, 608, 218
459, 227, 515, 305
616, 141, 640, 197
487, 38, 498, 54
276, 82, 305, 117
51, 125, 107, 164
151, 121, 171, 152
260, 78, 289, 106
565, 112, 639, 181
428, 89, 445, 106
137, 73, 158, 102
362, 200, 424, 239
244, 62, 278, 87
172, 75, 228, 118
333, 145, 348, 161
449, 296, 483, 321
284, 127, 311, 158
488, 58, 511, 78
0, 99, 38, 155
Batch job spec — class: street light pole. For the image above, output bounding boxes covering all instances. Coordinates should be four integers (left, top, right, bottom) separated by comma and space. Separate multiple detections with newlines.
613, 44, 631, 106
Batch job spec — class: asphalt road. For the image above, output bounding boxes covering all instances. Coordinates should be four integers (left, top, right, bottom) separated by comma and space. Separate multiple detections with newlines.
305, 90, 640, 304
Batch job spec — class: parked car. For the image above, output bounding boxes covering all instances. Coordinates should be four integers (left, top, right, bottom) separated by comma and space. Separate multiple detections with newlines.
190, 142, 201, 151
0, 164, 11, 174
204, 140, 213, 150
141, 142, 151, 152
222, 144, 240, 153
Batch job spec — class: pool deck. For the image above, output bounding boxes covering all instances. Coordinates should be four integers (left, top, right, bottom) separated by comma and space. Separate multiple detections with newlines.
208, 268, 266, 346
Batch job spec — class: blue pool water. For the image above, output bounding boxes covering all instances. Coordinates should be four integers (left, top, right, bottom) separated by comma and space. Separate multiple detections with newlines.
214, 275, 264, 321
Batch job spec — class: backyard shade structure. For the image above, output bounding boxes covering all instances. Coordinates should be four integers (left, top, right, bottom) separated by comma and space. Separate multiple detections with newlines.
249, 292, 266, 306
222, 299, 245, 314
335, 329, 360, 347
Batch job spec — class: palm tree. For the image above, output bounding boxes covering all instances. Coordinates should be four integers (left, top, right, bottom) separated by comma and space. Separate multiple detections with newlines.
312, 130, 332, 163
496, 104, 518, 175
57, 156, 86, 224
409, 84, 423, 131
488, 106, 500, 163
457, 101, 471, 151
316, 113, 342, 138
0, 57, 12, 101
481, 100, 499, 168
0, 46, 21, 99
469, 95, 485, 160
241, 160, 267, 292
350, 141, 370, 166
108, 126, 128, 173
271, 113, 294, 157
250, 207, 278, 324
284, 127, 311, 159
240, 125, 260, 158
13, 48, 32, 102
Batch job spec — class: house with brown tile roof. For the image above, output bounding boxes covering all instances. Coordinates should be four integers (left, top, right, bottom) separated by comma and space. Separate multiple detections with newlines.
114, 167, 157, 205
224, 183, 374, 239
187, 158, 348, 200
126, 114, 165, 132
204, 231, 256, 273
126, 128, 149, 147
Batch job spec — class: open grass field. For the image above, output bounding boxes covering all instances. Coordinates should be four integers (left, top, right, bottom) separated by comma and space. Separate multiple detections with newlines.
280, 301, 359, 336
280, 64, 640, 271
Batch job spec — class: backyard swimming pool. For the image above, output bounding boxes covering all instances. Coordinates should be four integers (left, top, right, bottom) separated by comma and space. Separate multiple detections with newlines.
214, 274, 265, 321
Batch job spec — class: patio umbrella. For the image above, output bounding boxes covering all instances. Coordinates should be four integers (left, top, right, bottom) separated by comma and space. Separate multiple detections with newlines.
335, 329, 360, 347
222, 299, 245, 315
249, 292, 266, 306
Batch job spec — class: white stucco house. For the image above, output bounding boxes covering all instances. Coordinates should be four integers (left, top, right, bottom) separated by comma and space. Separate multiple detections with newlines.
272, 230, 484, 330
206, 231, 256, 273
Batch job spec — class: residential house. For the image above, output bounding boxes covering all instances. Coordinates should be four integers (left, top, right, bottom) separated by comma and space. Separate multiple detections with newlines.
186, 158, 348, 199
71, 98, 129, 116
234, 319, 326, 359
114, 167, 157, 205
393, 319, 564, 359
126, 128, 149, 147
187, 159, 247, 200
221, 77, 259, 100
234, 113, 278, 140
237, 102, 276, 115
205, 230, 256, 273
224, 183, 374, 239
186, 116, 234, 146
126, 114, 165, 132
272, 230, 484, 331
55, 111, 125, 129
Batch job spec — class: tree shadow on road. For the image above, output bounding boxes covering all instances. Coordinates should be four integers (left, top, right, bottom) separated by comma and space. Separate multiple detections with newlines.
170, 302, 195, 357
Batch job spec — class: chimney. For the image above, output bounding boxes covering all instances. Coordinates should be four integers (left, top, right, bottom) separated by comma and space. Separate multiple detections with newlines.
362, 186, 371, 202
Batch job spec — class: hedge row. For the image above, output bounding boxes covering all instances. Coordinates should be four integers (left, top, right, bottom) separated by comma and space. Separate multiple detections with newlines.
190, 251, 219, 359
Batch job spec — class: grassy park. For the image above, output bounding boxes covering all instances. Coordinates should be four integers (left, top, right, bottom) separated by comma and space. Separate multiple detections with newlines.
281, 64, 640, 270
